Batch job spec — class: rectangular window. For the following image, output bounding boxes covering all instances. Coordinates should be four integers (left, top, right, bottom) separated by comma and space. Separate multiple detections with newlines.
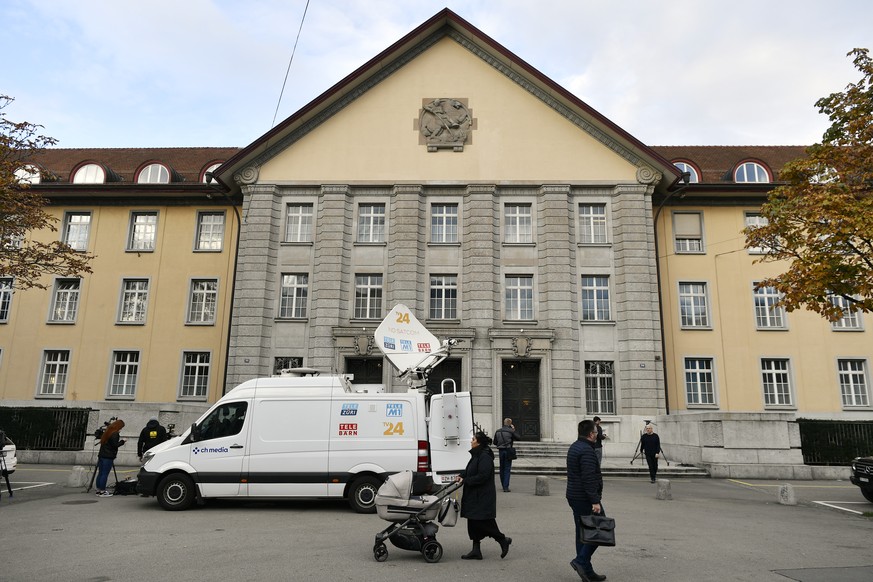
754, 284, 786, 329
354, 274, 383, 319
579, 204, 608, 244
118, 279, 149, 323
188, 279, 218, 324
678, 282, 710, 328
279, 274, 309, 318
357, 203, 385, 243
39, 350, 70, 396
196, 211, 225, 251
180, 352, 210, 398
431, 204, 459, 244
745, 212, 769, 254
0, 278, 12, 322
581, 276, 611, 321
63, 212, 91, 251
274, 356, 304, 374
110, 351, 139, 397
761, 358, 793, 406
505, 275, 534, 320
127, 211, 157, 251
504, 204, 533, 244
285, 203, 313, 243
839, 359, 870, 407
830, 294, 862, 330
585, 361, 615, 415
673, 212, 703, 253
50, 279, 81, 323
429, 275, 458, 319
685, 358, 715, 405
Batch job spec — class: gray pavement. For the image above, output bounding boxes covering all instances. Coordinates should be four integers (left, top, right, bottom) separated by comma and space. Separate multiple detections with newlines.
0, 465, 871, 581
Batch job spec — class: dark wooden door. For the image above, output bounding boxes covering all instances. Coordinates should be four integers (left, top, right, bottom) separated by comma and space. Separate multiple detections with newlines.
501, 359, 540, 441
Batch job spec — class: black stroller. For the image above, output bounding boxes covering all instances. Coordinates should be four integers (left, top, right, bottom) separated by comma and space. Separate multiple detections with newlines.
373, 470, 462, 563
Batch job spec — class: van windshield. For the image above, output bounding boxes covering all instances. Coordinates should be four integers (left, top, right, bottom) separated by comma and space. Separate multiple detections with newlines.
198, 402, 248, 440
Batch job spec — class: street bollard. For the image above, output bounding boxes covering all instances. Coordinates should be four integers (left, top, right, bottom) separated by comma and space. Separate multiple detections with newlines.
777, 483, 797, 506
535, 476, 550, 496
656, 479, 673, 500
66, 465, 90, 488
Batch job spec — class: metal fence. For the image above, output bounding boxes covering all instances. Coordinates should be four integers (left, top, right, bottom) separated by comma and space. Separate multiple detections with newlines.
797, 419, 873, 465
0, 407, 92, 450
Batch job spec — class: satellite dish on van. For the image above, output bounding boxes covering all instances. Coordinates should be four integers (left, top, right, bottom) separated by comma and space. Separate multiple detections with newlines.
375, 304, 441, 373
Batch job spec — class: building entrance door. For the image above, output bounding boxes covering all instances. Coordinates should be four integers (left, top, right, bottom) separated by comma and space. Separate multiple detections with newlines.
501, 359, 540, 441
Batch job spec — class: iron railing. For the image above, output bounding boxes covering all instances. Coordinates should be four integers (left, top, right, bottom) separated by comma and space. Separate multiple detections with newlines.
0, 407, 92, 450
797, 419, 873, 465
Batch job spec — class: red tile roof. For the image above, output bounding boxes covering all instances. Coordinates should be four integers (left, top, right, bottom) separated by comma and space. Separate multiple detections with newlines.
652, 145, 809, 183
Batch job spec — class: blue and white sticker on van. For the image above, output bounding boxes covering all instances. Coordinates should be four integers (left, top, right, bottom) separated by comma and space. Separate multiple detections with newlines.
340, 403, 358, 416
386, 403, 403, 417
383, 337, 396, 350
192, 446, 229, 455
400, 339, 412, 351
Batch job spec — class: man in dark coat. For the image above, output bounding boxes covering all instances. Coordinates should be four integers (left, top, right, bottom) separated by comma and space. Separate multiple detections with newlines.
137, 418, 168, 460
566, 419, 607, 582
639, 423, 662, 483
455, 431, 512, 560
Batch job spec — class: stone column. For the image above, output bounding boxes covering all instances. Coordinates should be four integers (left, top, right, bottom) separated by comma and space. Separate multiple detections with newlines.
388, 184, 425, 313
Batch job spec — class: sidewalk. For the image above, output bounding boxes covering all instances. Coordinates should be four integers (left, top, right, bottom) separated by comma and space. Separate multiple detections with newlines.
511, 454, 709, 477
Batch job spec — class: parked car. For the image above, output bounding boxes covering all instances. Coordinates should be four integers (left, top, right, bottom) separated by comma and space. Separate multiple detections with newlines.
849, 455, 873, 503
1, 434, 16, 476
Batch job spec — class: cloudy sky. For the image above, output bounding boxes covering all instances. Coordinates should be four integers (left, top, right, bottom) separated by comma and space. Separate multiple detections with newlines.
3, 0, 870, 148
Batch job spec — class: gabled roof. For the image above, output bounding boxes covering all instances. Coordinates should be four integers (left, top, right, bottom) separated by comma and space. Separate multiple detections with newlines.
214, 8, 680, 190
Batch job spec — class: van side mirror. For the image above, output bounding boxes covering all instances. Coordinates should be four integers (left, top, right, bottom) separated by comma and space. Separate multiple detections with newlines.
190, 423, 200, 442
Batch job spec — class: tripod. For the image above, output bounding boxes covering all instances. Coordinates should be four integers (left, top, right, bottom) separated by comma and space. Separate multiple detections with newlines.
0, 453, 12, 499
87, 458, 119, 493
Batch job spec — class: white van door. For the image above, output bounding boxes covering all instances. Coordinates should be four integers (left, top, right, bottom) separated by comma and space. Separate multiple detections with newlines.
190, 400, 249, 497
428, 391, 475, 484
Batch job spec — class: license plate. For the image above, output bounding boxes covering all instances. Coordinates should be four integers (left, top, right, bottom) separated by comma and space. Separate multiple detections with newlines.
436, 474, 458, 485
860, 476, 870, 483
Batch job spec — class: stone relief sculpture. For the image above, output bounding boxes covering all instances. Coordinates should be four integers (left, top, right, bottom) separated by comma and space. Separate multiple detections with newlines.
420, 98, 471, 151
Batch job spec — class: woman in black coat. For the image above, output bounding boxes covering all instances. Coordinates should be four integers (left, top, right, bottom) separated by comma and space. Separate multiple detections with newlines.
455, 431, 512, 560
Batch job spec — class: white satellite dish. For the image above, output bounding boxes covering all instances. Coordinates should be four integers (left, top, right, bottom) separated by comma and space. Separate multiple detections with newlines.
375, 304, 441, 374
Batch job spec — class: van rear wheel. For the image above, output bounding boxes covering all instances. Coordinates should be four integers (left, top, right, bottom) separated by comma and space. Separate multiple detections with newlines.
157, 473, 196, 511
349, 476, 381, 513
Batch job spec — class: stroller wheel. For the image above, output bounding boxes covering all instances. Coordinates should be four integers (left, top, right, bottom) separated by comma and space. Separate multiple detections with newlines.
373, 543, 389, 562
421, 540, 443, 563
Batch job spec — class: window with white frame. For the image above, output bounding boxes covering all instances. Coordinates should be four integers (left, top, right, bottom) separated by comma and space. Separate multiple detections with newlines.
678, 282, 710, 328
118, 279, 149, 323
50, 279, 80, 323
585, 361, 615, 414
274, 356, 303, 374
579, 203, 608, 244
761, 358, 793, 406
137, 163, 170, 184
504, 203, 532, 244
196, 211, 224, 251
685, 358, 715, 405
735, 162, 769, 183
830, 294, 862, 330
72, 164, 105, 184
187, 279, 218, 324
109, 351, 139, 397
581, 276, 611, 321
279, 274, 309, 318
839, 359, 870, 407
62, 212, 91, 251
39, 350, 70, 396
127, 212, 157, 251
0, 278, 12, 322
429, 275, 458, 319
673, 212, 704, 253
180, 351, 210, 398
744, 212, 769, 254
357, 203, 385, 243
202, 163, 222, 184
354, 274, 383, 319
673, 162, 699, 183
753, 284, 786, 329
505, 275, 534, 320
431, 204, 459, 244
15, 165, 41, 184
285, 203, 313, 243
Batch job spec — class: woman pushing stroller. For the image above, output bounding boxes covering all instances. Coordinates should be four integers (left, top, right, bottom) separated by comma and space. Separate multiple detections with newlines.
454, 431, 513, 560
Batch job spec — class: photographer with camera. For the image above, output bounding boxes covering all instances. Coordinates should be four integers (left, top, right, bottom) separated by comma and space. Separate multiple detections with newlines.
95, 418, 126, 497
137, 418, 168, 461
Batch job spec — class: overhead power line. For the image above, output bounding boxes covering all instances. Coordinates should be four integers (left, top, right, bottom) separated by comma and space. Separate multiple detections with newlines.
272, 0, 311, 129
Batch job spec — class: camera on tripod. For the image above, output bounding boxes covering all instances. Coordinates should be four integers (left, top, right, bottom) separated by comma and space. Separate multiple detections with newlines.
166, 423, 177, 438
94, 416, 118, 439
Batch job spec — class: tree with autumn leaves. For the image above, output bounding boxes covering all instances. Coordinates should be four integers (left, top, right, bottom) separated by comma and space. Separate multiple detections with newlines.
0, 95, 92, 289
745, 48, 873, 321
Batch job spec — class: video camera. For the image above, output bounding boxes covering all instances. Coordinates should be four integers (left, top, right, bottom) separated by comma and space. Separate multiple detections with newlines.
93, 416, 118, 439
167, 423, 177, 438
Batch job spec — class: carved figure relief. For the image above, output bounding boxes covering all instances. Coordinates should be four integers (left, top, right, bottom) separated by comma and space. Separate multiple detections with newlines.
512, 336, 532, 358
420, 98, 471, 152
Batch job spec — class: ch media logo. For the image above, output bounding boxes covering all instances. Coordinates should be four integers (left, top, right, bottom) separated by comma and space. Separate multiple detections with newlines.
192, 446, 229, 455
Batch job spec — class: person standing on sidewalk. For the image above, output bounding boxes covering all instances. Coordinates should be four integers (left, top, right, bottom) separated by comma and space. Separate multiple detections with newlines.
95, 419, 126, 497
494, 418, 520, 492
566, 419, 607, 582
639, 423, 662, 483
592, 416, 606, 464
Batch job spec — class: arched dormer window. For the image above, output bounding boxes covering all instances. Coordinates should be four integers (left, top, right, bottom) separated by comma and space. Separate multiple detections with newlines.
673, 161, 699, 183
14, 165, 41, 184
72, 163, 106, 184
202, 163, 222, 184
137, 163, 170, 184
734, 161, 770, 183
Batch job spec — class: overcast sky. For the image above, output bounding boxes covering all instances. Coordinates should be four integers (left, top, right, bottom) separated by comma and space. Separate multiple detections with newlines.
3, 0, 870, 148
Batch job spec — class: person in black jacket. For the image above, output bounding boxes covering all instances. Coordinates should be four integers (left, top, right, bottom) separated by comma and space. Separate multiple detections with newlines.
493, 418, 520, 492
455, 431, 512, 560
96, 419, 125, 497
566, 419, 607, 582
137, 418, 168, 460
639, 423, 663, 483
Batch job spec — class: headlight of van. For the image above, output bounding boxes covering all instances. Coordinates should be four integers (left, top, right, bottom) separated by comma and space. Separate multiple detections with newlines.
142, 451, 155, 465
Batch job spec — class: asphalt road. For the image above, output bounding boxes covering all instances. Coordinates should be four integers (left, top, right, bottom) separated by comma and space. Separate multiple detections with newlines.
1, 466, 871, 582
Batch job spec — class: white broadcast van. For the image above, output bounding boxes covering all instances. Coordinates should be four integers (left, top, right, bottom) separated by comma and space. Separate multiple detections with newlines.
137, 305, 473, 512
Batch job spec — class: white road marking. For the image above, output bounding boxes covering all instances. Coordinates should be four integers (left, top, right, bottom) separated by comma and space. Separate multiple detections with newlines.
812, 500, 868, 515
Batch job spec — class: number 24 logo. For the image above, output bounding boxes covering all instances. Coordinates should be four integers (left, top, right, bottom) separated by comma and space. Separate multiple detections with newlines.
395, 312, 411, 324
383, 422, 404, 436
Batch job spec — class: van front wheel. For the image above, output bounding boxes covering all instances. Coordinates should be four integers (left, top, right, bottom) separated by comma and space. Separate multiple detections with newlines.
157, 474, 196, 511
349, 476, 381, 513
